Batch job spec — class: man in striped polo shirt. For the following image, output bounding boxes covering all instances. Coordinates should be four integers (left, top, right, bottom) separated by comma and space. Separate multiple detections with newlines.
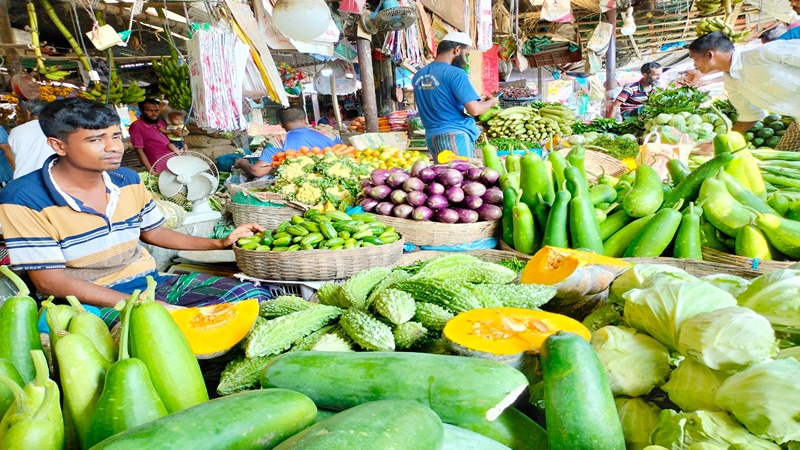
606, 62, 662, 119
0, 98, 271, 325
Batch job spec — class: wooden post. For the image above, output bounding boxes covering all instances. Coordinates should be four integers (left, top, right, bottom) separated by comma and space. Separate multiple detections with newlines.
329, 74, 344, 132
605, 9, 617, 94
0, 0, 23, 75
357, 38, 379, 132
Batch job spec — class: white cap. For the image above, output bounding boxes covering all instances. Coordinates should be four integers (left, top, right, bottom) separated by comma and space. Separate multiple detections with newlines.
442, 31, 473, 48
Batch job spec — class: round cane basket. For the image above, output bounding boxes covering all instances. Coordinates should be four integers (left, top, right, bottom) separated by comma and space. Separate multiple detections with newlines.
371, 216, 499, 247
396, 249, 529, 267
701, 247, 794, 274
498, 238, 532, 257
233, 237, 405, 281
229, 180, 309, 229
557, 148, 629, 183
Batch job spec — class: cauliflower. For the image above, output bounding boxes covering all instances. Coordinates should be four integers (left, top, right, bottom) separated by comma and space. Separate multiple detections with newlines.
327, 162, 351, 178
296, 184, 322, 204
280, 163, 306, 181
325, 186, 351, 201
280, 184, 298, 195
296, 156, 315, 168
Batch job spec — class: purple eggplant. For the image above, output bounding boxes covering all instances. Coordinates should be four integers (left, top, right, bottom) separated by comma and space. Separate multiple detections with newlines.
362, 185, 373, 197
412, 206, 434, 221
389, 167, 405, 173
425, 182, 445, 196
369, 185, 392, 200
463, 195, 483, 210
476, 204, 503, 221
467, 167, 484, 181
361, 178, 373, 188
375, 201, 396, 216
393, 204, 414, 219
371, 170, 391, 186
406, 191, 428, 207
361, 198, 380, 212
426, 194, 449, 211
418, 168, 436, 183
432, 166, 447, 175
410, 160, 431, 177
436, 168, 464, 187
444, 186, 465, 204
386, 171, 411, 189
435, 208, 460, 224
454, 208, 479, 223
403, 177, 426, 193
481, 187, 504, 205
479, 169, 501, 186
461, 181, 487, 198
390, 189, 408, 205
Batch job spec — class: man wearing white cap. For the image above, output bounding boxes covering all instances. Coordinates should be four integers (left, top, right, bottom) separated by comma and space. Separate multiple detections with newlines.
412, 32, 499, 161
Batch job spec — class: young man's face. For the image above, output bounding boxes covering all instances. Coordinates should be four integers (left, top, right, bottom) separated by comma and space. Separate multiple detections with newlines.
49, 126, 125, 172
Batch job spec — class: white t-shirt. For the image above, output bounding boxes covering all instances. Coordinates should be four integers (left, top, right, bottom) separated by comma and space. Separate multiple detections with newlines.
8, 120, 55, 179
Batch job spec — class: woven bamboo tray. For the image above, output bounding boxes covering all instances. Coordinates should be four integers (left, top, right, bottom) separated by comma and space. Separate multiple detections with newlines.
229, 180, 309, 229
372, 216, 500, 247
233, 238, 405, 281
557, 148, 629, 183
396, 249, 528, 267
701, 247, 794, 274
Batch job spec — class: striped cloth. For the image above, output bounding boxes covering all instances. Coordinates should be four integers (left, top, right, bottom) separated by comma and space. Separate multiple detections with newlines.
426, 131, 475, 162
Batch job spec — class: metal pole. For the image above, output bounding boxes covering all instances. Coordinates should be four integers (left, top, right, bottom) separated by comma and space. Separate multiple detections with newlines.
605, 9, 617, 94
357, 38, 379, 132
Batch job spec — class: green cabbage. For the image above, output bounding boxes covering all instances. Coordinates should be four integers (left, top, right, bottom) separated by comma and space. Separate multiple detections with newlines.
701, 274, 750, 298
737, 269, 800, 328
778, 346, 800, 360
610, 265, 697, 305
615, 397, 661, 450
591, 326, 671, 397
624, 282, 737, 351
716, 358, 800, 444
661, 357, 730, 412
677, 307, 776, 371
650, 410, 780, 450
640, 271, 700, 290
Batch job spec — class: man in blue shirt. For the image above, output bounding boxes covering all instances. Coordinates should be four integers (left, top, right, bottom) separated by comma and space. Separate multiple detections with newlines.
234, 107, 344, 179
412, 32, 499, 162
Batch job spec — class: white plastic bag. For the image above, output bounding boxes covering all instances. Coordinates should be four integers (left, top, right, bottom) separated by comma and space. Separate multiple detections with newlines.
587, 21, 613, 54
637, 131, 693, 181
541, 0, 574, 23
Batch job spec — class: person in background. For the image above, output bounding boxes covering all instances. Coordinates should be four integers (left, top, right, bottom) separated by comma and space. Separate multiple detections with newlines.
129, 99, 181, 173
760, 25, 789, 43
343, 109, 359, 128
776, 0, 800, 40
234, 107, 344, 179
0, 98, 274, 326
687, 32, 800, 133
0, 125, 14, 188
159, 110, 189, 150
606, 62, 662, 119
8, 99, 54, 179
412, 32, 499, 162
316, 106, 338, 127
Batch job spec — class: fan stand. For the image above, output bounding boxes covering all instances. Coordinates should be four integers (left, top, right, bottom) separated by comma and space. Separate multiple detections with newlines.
183, 199, 221, 226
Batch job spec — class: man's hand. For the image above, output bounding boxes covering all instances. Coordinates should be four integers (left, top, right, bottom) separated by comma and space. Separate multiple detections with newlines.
221, 222, 266, 248
233, 158, 247, 169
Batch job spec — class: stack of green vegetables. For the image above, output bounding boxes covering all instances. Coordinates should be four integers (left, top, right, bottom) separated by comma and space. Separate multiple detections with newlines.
744, 114, 792, 149
751, 149, 800, 195
577, 263, 800, 449
478, 104, 577, 142
216, 254, 557, 395
565, 133, 640, 160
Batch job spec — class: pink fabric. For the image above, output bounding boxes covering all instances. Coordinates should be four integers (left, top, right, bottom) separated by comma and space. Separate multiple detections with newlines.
128, 119, 173, 172
790, 19, 800, 30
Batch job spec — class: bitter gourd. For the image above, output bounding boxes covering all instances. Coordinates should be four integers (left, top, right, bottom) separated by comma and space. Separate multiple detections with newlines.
414, 302, 455, 331
468, 284, 557, 310
310, 334, 354, 352
217, 354, 275, 395
393, 321, 428, 350
413, 255, 517, 284
244, 305, 343, 357
341, 267, 392, 309
364, 269, 411, 308
259, 296, 318, 318
394, 279, 482, 313
317, 284, 349, 308
374, 289, 416, 325
340, 308, 395, 351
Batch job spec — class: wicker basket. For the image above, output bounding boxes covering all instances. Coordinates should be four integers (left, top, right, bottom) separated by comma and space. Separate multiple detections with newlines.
372, 216, 499, 247
498, 238, 533, 257
228, 180, 309, 229
701, 247, 794, 274
233, 238, 405, 281
558, 149, 629, 183
396, 249, 528, 266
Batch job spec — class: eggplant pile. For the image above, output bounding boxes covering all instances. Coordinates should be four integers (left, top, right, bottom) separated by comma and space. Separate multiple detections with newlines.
360, 161, 504, 223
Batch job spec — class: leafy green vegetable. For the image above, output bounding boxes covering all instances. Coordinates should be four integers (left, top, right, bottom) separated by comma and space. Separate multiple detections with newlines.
677, 306, 776, 371
716, 358, 800, 444
623, 281, 737, 351
700, 274, 750, 298
497, 257, 528, 272
588, 135, 640, 160
609, 265, 697, 305
650, 410, 780, 449
591, 326, 671, 397
643, 87, 711, 116
661, 357, 730, 412
737, 269, 800, 328
615, 397, 662, 450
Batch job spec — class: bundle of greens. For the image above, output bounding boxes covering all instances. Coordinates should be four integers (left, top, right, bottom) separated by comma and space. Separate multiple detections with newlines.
588, 135, 640, 160
643, 87, 710, 116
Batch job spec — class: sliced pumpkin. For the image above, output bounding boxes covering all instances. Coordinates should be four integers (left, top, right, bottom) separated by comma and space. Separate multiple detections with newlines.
443, 307, 591, 358
521, 246, 629, 286
169, 299, 260, 359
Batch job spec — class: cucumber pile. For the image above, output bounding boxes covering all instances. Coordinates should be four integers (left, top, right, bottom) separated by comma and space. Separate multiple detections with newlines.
744, 114, 793, 149
478, 104, 577, 142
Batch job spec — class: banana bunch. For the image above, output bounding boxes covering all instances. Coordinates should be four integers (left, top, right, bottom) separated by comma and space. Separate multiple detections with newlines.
696, 17, 749, 42
41, 69, 72, 82
120, 83, 146, 104
483, 106, 575, 142
77, 79, 125, 104
151, 56, 192, 110
40, 85, 75, 97
695, 0, 723, 16
0, 94, 19, 104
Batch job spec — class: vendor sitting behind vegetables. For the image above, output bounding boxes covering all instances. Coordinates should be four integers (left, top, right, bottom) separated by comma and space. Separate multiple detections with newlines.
0, 98, 274, 326
412, 32, 499, 162
234, 107, 344, 179
606, 62, 662, 119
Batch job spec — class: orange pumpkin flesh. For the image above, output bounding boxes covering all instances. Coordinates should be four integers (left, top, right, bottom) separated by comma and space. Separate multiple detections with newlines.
169, 299, 259, 359
521, 246, 629, 285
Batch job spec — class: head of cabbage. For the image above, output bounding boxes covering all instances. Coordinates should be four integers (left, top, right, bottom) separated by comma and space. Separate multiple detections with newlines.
737, 269, 800, 328
591, 326, 671, 397
609, 265, 697, 305
615, 397, 661, 450
650, 410, 780, 450
661, 357, 730, 412
701, 274, 750, 298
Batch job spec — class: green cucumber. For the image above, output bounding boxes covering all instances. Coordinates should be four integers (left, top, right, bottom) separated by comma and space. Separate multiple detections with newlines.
442, 423, 511, 450
274, 400, 444, 450
603, 214, 655, 258
543, 189, 571, 248
624, 203, 683, 257
599, 210, 632, 241
569, 195, 604, 254
541, 332, 624, 450
662, 151, 735, 209
673, 203, 703, 260
455, 407, 549, 450
622, 165, 663, 218
260, 351, 528, 423
697, 177, 755, 237
90, 389, 316, 449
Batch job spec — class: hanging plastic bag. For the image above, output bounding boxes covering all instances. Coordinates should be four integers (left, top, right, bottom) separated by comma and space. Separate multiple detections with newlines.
637, 131, 694, 181
541, 0, 574, 23
493, 1, 512, 35
513, 37, 529, 72
586, 20, 613, 54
